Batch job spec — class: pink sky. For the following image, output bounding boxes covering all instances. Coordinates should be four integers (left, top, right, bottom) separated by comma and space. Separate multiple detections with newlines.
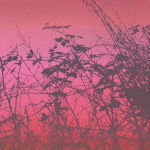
0, 0, 150, 55
0, 1, 150, 147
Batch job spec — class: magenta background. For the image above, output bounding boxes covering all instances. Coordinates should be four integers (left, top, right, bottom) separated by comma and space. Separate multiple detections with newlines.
0, 1, 150, 148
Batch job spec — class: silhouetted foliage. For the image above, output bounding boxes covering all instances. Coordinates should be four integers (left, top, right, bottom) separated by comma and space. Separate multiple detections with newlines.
0, 0, 150, 149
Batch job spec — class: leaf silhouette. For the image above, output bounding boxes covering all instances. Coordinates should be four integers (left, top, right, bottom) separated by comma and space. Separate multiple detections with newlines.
43, 83, 51, 90
42, 68, 54, 77
61, 39, 69, 47
72, 45, 89, 53
77, 36, 84, 38
99, 105, 107, 112
52, 91, 67, 98
115, 54, 129, 62
15, 60, 22, 65
12, 55, 18, 60
109, 99, 121, 108
32, 60, 38, 66
7, 56, 12, 62
49, 49, 55, 58
56, 51, 63, 55
30, 49, 34, 55
66, 72, 77, 78
66, 34, 75, 39
55, 37, 63, 42
27, 49, 34, 59
90, 54, 97, 58
41, 113, 48, 122
61, 41, 67, 46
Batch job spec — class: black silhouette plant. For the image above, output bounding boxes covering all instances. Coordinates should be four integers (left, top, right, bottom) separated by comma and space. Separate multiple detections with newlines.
80, 0, 150, 149
0, 0, 150, 149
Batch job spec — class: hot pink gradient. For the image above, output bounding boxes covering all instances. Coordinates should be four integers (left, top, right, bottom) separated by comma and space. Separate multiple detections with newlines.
0, 1, 150, 149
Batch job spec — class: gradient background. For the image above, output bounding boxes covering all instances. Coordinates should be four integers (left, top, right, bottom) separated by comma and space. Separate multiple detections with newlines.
0, 0, 150, 55
0, 0, 150, 149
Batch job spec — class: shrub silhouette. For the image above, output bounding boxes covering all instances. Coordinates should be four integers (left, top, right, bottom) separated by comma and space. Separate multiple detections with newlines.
0, 0, 150, 149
